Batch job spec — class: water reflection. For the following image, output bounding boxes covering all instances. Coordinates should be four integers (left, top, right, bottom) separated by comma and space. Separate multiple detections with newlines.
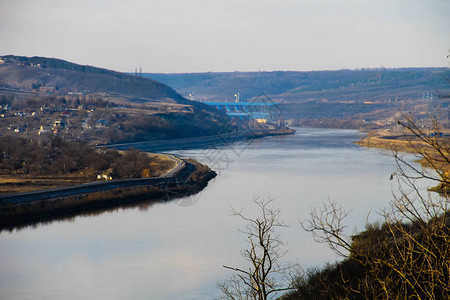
1, 172, 206, 233
0, 128, 424, 300
1, 195, 173, 234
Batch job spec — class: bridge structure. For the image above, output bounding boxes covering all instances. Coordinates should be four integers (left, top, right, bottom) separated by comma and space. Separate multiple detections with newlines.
204, 102, 281, 121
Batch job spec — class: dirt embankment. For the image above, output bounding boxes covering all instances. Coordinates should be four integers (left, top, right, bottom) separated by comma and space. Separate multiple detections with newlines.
356, 135, 429, 153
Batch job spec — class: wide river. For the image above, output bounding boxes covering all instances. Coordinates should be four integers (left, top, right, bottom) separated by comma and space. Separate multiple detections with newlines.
0, 128, 428, 299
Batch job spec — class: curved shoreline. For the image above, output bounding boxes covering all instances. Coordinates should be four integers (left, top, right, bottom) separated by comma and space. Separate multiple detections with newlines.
106, 128, 295, 152
0, 155, 185, 205
0, 160, 216, 231
356, 133, 450, 194
0, 127, 294, 231
355, 135, 430, 153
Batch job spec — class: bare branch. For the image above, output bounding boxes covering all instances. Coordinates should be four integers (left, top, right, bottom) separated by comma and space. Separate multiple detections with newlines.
220, 197, 299, 300
299, 114, 450, 299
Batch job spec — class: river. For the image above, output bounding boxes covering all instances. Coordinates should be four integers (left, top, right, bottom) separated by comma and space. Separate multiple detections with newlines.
0, 128, 428, 299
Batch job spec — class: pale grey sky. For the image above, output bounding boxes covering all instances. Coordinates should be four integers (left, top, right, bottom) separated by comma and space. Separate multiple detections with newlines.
1, 0, 449, 73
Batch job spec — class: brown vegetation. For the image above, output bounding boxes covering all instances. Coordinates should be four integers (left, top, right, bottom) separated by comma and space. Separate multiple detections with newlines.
357, 114, 450, 192
283, 115, 450, 300
222, 115, 449, 300
0, 135, 175, 194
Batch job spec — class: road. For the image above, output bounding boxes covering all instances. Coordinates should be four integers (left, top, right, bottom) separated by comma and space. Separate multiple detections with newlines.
0, 155, 186, 205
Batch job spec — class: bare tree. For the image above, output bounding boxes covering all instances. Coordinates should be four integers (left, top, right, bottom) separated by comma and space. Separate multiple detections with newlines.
219, 198, 299, 300
394, 114, 450, 193
300, 114, 450, 299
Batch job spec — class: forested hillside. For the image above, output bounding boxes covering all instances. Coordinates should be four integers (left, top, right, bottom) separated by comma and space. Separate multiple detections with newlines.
144, 69, 449, 103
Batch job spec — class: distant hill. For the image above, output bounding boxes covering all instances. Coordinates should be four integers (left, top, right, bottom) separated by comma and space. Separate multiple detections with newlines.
144, 69, 450, 126
144, 69, 449, 103
0, 55, 185, 102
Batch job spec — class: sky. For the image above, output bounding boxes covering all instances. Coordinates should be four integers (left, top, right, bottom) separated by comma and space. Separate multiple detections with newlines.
1, 0, 449, 73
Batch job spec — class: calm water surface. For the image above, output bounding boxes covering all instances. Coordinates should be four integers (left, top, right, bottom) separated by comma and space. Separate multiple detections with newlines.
0, 128, 423, 299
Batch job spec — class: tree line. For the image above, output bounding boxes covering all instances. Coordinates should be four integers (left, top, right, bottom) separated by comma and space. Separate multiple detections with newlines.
0, 136, 172, 179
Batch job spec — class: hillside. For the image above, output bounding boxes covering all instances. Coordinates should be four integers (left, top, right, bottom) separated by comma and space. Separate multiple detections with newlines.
0, 55, 185, 102
0, 55, 231, 144
144, 69, 450, 128
145, 69, 449, 103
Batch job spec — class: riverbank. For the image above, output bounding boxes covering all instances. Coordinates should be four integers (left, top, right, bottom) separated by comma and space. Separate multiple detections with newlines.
106, 127, 295, 152
356, 129, 450, 193
0, 136, 178, 196
0, 152, 176, 196
0, 159, 216, 231
356, 135, 431, 153
0, 126, 294, 231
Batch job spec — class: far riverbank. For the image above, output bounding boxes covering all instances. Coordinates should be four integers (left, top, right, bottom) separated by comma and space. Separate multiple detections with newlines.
356, 128, 450, 194
106, 127, 295, 152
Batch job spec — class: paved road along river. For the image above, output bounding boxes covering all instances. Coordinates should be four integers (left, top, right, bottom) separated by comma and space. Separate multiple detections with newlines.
0, 154, 185, 204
